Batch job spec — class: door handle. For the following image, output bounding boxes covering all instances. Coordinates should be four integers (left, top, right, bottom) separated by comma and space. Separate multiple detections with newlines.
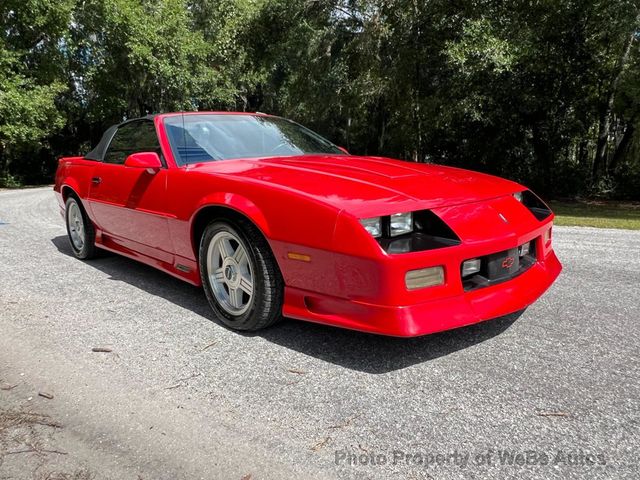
91, 177, 102, 185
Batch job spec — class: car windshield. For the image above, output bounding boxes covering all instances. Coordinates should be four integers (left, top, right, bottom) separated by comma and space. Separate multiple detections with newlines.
164, 114, 345, 165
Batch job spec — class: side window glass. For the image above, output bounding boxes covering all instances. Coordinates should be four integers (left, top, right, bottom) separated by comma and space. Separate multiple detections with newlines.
103, 121, 161, 164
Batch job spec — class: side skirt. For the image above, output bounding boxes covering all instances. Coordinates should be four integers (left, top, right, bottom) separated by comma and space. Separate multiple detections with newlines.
95, 231, 202, 286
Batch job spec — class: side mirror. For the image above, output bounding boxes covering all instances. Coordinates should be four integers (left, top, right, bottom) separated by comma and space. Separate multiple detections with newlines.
124, 152, 162, 173
338, 146, 349, 155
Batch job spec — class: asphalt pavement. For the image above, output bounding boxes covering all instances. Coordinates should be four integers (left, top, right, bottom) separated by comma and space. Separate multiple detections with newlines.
0, 187, 638, 479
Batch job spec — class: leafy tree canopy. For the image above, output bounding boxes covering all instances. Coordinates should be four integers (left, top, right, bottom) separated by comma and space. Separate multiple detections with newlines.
1, 0, 639, 198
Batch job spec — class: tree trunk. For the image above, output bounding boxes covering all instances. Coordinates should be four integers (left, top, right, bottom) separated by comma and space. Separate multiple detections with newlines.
577, 138, 589, 166
608, 117, 636, 174
531, 122, 552, 194
378, 113, 386, 153
0, 142, 6, 178
593, 110, 610, 179
592, 13, 639, 181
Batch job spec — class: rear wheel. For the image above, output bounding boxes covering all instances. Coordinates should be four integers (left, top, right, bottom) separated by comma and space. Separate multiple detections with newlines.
199, 219, 283, 331
65, 196, 97, 259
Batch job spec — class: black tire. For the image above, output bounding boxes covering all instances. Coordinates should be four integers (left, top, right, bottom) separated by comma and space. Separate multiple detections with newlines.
199, 218, 283, 331
65, 196, 97, 260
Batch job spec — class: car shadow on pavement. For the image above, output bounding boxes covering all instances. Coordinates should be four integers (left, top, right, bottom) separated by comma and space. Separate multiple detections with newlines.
52, 235, 522, 374
256, 311, 521, 374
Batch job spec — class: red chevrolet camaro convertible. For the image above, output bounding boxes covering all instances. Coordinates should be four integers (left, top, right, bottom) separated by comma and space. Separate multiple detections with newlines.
54, 112, 561, 336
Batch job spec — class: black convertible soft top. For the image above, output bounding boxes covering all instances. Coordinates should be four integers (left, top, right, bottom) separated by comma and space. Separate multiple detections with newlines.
84, 115, 157, 161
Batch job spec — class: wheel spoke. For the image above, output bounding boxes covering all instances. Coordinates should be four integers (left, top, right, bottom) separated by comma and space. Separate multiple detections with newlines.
218, 238, 233, 260
213, 267, 225, 282
238, 275, 253, 295
228, 287, 243, 308
233, 245, 247, 265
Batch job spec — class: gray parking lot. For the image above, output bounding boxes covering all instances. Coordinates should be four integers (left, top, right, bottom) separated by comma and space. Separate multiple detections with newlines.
0, 187, 638, 479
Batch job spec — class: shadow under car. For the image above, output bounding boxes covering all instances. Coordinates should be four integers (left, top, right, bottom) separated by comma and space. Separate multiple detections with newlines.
51, 234, 522, 374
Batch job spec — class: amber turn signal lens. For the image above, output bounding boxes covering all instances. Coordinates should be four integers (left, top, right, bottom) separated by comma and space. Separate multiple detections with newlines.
287, 252, 311, 262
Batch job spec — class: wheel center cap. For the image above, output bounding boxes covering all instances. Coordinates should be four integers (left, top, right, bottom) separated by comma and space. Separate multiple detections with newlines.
224, 264, 237, 282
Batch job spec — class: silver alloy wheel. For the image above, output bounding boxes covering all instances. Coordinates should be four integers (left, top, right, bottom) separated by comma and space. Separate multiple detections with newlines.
207, 230, 254, 315
68, 201, 85, 251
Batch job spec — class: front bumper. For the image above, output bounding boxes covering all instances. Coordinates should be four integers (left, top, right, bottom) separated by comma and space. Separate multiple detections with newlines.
276, 191, 563, 336
282, 249, 561, 337
275, 193, 562, 337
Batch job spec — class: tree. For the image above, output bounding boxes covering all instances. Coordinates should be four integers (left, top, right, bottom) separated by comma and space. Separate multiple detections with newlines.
0, 0, 72, 184
1, 0, 640, 198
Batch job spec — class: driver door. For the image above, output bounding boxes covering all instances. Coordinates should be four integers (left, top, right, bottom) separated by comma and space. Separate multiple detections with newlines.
86, 120, 173, 263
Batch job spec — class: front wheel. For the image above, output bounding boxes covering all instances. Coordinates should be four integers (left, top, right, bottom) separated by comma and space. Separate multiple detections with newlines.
199, 219, 283, 331
65, 196, 97, 259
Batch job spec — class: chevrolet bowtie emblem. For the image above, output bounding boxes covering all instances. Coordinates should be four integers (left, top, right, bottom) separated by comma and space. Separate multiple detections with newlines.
502, 256, 515, 269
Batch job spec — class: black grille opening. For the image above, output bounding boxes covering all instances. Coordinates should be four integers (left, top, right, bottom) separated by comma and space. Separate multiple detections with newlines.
461, 239, 537, 291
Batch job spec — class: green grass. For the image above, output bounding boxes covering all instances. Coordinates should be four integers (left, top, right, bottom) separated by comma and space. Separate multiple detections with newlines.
550, 201, 640, 230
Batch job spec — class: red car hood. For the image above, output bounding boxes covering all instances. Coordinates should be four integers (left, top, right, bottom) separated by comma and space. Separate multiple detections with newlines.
189, 155, 522, 217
